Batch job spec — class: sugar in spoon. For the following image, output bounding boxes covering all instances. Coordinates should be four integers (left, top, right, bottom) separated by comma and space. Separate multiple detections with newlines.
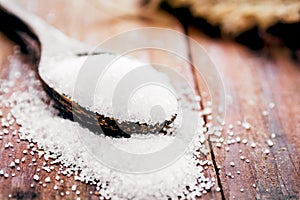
0, 0, 178, 137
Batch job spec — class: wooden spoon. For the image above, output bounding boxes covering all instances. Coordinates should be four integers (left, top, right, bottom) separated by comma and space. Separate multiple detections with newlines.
0, 0, 177, 137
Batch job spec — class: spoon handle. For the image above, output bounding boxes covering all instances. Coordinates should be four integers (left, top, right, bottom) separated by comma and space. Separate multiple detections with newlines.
0, 0, 86, 55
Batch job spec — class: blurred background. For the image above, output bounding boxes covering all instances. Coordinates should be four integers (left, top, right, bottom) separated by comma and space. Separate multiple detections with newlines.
15, 0, 300, 60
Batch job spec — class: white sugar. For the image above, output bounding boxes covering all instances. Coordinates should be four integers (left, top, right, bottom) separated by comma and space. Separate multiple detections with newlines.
45, 177, 51, 183
264, 149, 270, 155
39, 54, 178, 125
242, 121, 251, 130
267, 139, 274, 147
251, 142, 256, 148
9, 162, 15, 168
33, 174, 39, 181
71, 185, 77, 191
2, 57, 215, 199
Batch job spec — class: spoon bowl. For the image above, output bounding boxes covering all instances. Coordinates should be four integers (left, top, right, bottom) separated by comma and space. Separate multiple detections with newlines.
0, 0, 177, 137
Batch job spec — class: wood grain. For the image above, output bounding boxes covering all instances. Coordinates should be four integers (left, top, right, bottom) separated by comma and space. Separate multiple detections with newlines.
188, 28, 300, 199
0, 0, 221, 199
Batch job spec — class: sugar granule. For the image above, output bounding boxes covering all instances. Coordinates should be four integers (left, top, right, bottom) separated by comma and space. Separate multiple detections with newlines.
33, 174, 39, 181
39, 55, 178, 125
1, 56, 215, 199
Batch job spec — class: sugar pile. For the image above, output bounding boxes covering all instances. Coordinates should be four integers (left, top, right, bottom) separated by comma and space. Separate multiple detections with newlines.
0, 54, 216, 199
39, 54, 178, 125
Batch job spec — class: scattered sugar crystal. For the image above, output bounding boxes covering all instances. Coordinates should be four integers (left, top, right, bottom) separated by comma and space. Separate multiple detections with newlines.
229, 162, 235, 167
262, 110, 268, 116
264, 149, 270, 155
45, 177, 51, 183
267, 139, 274, 147
9, 162, 15, 168
5, 142, 13, 149
72, 185, 77, 191
3, 129, 9, 134
33, 174, 39, 181
228, 131, 234, 136
242, 121, 251, 130
251, 143, 256, 148
42, 166, 51, 173
242, 139, 248, 144
269, 102, 275, 109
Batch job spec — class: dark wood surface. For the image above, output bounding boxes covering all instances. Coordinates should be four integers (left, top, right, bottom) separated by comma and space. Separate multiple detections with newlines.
0, 0, 299, 199
189, 29, 300, 199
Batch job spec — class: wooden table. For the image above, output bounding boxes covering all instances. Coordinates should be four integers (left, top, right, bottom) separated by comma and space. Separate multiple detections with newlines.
0, 0, 299, 199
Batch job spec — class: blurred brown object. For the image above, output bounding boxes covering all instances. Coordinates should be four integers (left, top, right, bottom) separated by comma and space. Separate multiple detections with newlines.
151, 0, 300, 55
162, 0, 300, 36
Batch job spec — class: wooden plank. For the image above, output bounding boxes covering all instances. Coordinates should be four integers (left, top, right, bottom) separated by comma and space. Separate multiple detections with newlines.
0, 1, 221, 199
188, 27, 300, 199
